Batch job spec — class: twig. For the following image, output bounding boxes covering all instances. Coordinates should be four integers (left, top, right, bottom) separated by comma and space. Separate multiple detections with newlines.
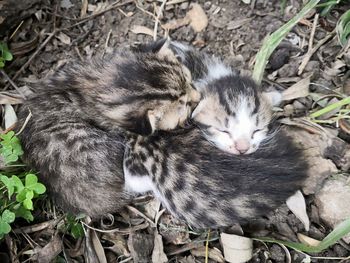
126, 205, 156, 227
205, 230, 210, 263
102, 29, 113, 58
0, 70, 26, 98
13, 218, 62, 234
81, 221, 149, 234
4, 30, 57, 90
10, 21, 24, 40
298, 31, 335, 75
15, 110, 32, 136
153, 0, 167, 41
62, 0, 134, 30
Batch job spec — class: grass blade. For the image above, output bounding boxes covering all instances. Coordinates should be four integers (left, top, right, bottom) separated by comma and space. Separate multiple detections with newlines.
310, 96, 350, 119
253, 218, 350, 253
252, 0, 320, 85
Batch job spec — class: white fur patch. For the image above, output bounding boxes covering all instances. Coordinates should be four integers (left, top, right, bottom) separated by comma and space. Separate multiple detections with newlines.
205, 60, 232, 82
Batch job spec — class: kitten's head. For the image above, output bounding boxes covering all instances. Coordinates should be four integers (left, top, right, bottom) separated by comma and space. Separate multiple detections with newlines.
122, 39, 200, 135
192, 76, 281, 155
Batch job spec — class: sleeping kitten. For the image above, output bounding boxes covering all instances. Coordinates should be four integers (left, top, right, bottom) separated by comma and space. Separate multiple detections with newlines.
16, 45, 199, 217
170, 41, 282, 154
124, 128, 308, 228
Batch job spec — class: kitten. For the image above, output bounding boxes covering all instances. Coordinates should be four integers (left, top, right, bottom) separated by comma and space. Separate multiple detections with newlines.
169, 41, 282, 155
16, 45, 199, 217
124, 128, 308, 228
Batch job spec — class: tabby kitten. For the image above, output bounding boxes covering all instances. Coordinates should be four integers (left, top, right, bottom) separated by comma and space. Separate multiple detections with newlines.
124, 128, 307, 228
16, 45, 199, 217
169, 41, 282, 155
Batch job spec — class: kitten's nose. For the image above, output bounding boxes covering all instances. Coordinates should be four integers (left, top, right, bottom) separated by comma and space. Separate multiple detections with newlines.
234, 139, 250, 154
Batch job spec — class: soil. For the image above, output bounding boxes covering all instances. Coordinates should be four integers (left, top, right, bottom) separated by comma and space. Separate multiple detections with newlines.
0, 0, 350, 262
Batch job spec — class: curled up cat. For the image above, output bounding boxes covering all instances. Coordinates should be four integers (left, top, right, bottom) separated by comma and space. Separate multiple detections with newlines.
124, 40, 308, 228
16, 43, 200, 218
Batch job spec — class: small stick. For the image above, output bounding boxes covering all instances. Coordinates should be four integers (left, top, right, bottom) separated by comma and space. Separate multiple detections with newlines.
13, 218, 62, 234
126, 205, 156, 227
298, 31, 335, 75
4, 30, 57, 90
153, 0, 167, 41
0, 70, 26, 98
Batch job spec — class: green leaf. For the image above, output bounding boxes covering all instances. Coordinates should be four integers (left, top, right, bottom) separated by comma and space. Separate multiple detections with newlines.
337, 9, 350, 46
11, 175, 24, 192
253, 218, 350, 253
0, 175, 14, 198
25, 190, 34, 200
2, 210, 15, 224
0, 131, 14, 141
0, 220, 11, 235
25, 174, 38, 187
14, 206, 33, 222
23, 198, 33, 210
0, 60, 4, 68
252, 0, 321, 84
32, 183, 46, 194
16, 188, 29, 202
70, 223, 84, 239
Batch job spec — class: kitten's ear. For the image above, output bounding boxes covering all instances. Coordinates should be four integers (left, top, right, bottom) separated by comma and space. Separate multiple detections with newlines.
157, 38, 178, 62
262, 90, 282, 106
128, 111, 155, 135
189, 89, 201, 103
191, 99, 206, 118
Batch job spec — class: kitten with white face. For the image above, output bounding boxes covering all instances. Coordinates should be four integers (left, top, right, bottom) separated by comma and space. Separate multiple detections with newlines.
170, 41, 282, 154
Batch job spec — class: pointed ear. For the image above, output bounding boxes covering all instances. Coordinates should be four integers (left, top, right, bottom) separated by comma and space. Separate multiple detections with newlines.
189, 89, 201, 103
157, 38, 178, 62
191, 99, 206, 118
262, 90, 282, 106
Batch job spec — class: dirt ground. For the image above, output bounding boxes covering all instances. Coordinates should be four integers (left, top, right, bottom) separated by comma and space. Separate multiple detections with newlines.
1, 0, 350, 262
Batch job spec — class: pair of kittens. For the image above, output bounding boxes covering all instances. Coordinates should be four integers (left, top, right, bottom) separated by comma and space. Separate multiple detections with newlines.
16, 39, 307, 228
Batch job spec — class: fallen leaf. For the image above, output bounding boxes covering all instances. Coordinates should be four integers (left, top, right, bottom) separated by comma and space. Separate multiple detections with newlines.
185, 3, 208, 32
191, 246, 225, 262
128, 232, 154, 263
56, 32, 71, 45
152, 230, 168, 263
91, 229, 107, 263
144, 198, 161, 221
35, 234, 62, 263
130, 25, 154, 37
297, 233, 321, 246
282, 75, 310, 101
4, 104, 17, 130
220, 233, 253, 263
163, 17, 190, 31
286, 191, 310, 231
241, 0, 251, 4
159, 213, 190, 245
60, 0, 73, 9
102, 232, 130, 257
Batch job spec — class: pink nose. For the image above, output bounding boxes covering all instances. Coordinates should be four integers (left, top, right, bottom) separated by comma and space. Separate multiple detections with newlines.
234, 139, 250, 154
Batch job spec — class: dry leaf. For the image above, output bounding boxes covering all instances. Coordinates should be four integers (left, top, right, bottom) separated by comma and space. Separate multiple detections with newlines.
282, 75, 310, 101
91, 229, 107, 263
35, 234, 63, 263
163, 17, 190, 31
152, 230, 168, 263
4, 104, 17, 130
286, 190, 310, 231
220, 233, 253, 263
144, 198, 161, 221
60, 0, 73, 9
128, 233, 154, 263
297, 233, 321, 246
191, 247, 225, 262
102, 232, 130, 257
130, 25, 154, 37
185, 3, 208, 32
241, 0, 251, 3
56, 32, 71, 45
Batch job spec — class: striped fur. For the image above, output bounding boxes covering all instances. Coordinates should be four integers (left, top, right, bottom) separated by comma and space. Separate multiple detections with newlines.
16, 46, 199, 217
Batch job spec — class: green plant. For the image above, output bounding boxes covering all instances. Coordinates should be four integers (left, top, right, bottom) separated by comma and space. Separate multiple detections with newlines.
317, 0, 344, 16
252, 0, 321, 85
0, 131, 24, 164
0, 42, 13, 68
64, 214, 85, 239
0, 131, 46, 240
337, 9, 350, 46
253, 218, 350, 254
